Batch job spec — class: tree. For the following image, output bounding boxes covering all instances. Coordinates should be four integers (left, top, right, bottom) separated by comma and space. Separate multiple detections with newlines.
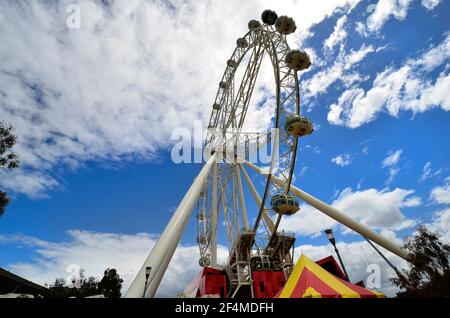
74, 270, 99, 298
0, 121, 19, 217
391, 226, 450, 297
48, 270, 99, 298
47, 268, 123, 298
0, 121, 19, 169
0, 191, 8, 218
98, 268, 123, 298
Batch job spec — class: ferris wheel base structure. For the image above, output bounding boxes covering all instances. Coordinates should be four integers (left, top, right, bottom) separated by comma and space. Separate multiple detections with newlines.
125, 155, 408, 298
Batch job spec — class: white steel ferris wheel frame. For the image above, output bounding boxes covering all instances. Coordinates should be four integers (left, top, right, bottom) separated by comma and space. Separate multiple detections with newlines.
200, 23, 302, 277
125, 20, 410, 299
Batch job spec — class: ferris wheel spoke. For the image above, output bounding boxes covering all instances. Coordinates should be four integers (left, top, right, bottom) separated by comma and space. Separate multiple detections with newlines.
237, 163, 275, 234
234, 165, 249, 231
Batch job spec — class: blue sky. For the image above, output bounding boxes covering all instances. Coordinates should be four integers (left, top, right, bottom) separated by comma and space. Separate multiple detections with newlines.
0, 0, 449, 297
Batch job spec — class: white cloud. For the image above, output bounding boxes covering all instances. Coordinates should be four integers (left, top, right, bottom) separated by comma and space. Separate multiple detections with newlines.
381, 149, 403, 184
327, 33, 450, 128
0, 169, 58, 199
382, 149, 402, 168
332, 187, 418, 231
366, 0, 413, 32
331, 153, 352, 167
421, 0, 441, 11
280, 186, 418, 236
324, 15, 348, 51
0, 0, 363, 197
303, 44, 375, 100
299, 166, 309, 177
355, 21, 368, 37
430, 177, 450, 204
280, 204, 338, 237
0, 230, 228, 297
429, 207, 450, 243
419, 162, 442, 182
341, 72, 370, 88
362, 146, 369, 155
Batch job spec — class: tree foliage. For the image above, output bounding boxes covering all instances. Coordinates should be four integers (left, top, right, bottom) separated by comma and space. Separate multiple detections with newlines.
0, 121, 19, 169
0, 191, 8, 218
98, 268, 123, 298
48, 270, 99, 298
391, 226, 450, 297
0, 121, 19, 218
48, 268, 123, 298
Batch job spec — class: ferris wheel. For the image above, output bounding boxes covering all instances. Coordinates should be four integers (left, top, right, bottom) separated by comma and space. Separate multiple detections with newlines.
126, 9, 410, 299
196, 9, 313, 296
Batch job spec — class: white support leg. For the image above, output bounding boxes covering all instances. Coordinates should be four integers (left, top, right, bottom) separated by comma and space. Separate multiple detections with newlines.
125, 153, 217, 298
243, 160, 409, 261
210, 161, 219, 268
235, 165, 249, 231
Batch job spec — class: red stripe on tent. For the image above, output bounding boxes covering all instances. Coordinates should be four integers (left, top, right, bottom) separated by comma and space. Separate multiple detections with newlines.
290, 267, 342, 298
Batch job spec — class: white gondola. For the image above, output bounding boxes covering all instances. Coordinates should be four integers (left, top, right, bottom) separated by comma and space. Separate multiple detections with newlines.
275, 16, 296, 35
285, 50, 311, 71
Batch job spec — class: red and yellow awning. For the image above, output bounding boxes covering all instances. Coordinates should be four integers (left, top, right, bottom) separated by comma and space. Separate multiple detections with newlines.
276, 254, 385, 298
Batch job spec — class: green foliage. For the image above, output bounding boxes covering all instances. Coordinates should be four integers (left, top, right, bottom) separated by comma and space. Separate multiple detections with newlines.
48, 270, 99, 298
0, 121, 19, 218
98, 268, 124, 298
48, 268, 123, 298
0, 121, 19, 169
0, 191, 8, 218
391, 226, 450, 297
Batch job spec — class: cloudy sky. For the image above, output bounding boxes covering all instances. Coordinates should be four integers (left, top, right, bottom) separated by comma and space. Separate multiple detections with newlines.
0, 0, 449, 297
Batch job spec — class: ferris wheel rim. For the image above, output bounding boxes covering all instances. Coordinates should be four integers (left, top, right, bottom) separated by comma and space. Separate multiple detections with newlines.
198, 22, 302, 268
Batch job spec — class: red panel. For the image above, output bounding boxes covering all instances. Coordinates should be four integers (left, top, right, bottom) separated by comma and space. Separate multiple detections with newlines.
252, 271, 286, 298
197, 267, 227, 298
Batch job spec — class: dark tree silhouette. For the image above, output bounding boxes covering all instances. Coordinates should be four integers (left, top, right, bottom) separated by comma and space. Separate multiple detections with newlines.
391, 226, 450, 297
75, 270, 99, 297
48, 268, 122, 298
48, 270, 99, 298
98, 268, 123, 298
0, 191, 8, 218
0, 121, 19, 218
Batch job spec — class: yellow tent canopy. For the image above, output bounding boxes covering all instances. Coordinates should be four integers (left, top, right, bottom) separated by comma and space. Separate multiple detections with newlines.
276, 254, 385, 298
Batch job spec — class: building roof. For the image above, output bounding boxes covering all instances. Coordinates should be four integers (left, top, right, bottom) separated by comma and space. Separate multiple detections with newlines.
315, 255, 347, 281
0, 267, 49, 297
